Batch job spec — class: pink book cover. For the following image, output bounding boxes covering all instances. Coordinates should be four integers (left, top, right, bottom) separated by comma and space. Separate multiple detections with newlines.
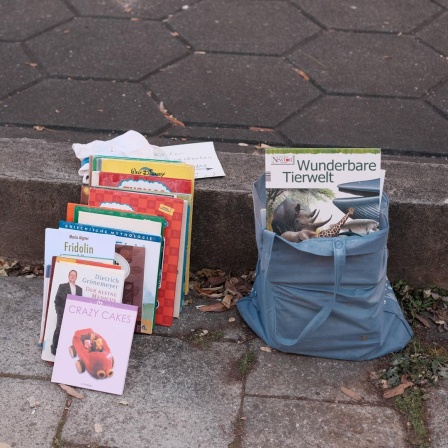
97, 172, 192, 195
88, 187, 185, 327
51, 295, 137, 395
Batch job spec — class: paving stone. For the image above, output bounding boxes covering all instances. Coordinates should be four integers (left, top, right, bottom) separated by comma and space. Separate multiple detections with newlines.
288, 31, 448, 97
0, 79, 168, 134
147, 53, 321, 127
246, 339, 382, 402
163, 125, 287, 146
0, 278, 53, 378
0, 378, 67, 448
26, 17, 189, 80
0, 43, 41, 98
426, 381, 448, 448
292, 0, 441, 33
417, 12, 448, 57
279, 96, 448, 155
169, 0, 320, 55
60, 337, 244, 447
428, 81, 448, 116
242, 396, 407, 448
67, 0, 192, 20
0, 0, 73, 41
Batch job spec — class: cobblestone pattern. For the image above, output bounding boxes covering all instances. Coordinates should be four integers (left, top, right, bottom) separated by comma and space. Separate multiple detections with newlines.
0, 0, 447, 155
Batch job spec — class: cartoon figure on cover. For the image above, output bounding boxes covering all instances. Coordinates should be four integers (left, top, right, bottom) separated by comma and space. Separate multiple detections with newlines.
51, 269, 82, 355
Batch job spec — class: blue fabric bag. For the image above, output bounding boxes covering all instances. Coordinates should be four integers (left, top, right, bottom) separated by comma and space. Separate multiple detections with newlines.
237, 175, 413, 361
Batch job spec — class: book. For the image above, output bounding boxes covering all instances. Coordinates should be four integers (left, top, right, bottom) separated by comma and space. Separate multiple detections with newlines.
89, 155, 195, 298
41, 257, 125, 362
87, 187, 187, 326
86, 173, 193, 298
51, 295, 137, 395
265, 148, 382, 240
40, 228, 117, 345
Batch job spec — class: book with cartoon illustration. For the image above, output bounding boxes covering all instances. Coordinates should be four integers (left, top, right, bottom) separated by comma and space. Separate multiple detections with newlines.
265, 148, 383, 241
51, 295, 137, 395
41, 257, 125, 363
86, 187, 187, 326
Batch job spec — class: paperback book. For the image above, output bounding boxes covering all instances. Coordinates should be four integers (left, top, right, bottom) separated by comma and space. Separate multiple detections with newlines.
51, 295, 137, 395
265, 148, 383, 240
42, 257, 125, 362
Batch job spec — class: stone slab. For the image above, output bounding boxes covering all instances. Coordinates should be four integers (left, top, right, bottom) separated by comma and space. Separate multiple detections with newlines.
0, 278, 53, 378
60, 337, 245, 447
246, 340, 382, 403
428, 81, 448, 117
426, 381, 448, 448
0, 378, 67, 448
242, 396, 407, 448
417, 13, 448, 56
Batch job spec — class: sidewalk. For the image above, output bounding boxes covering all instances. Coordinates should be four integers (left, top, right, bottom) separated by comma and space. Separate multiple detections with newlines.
0, 1, 448, 447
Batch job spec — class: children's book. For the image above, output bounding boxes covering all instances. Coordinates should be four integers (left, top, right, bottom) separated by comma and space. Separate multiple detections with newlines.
51, 295, 137, 396
87, 187, 186, 326
265, 148, 382, 239
115, 244, 145, 332
42, 257, 125, 362
40, 228, 117, 345
59, 220, 164, 333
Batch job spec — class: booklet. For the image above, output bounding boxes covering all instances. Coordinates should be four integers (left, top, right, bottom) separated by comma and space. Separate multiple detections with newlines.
265, 148, 382, 240
51, 295, 137, 395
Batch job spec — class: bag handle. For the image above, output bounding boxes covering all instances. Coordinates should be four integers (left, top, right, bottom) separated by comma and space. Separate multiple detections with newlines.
263, 232, 347, 347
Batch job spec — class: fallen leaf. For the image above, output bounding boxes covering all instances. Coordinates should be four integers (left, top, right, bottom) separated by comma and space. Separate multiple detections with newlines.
33, 125, 45, 131
340, 387, 363, 401
59, 384, 84, 399
207, 276, 226, 286
222, 293, 234, 309
415, 314, 431, 328
27, 396, 40, 408
159, 101, 185, 127
295, 69, 310, 81
198, 302, 228, 312
248, 126, 274, 132
94, 423, 103, 433
118, 400, 129, 405
383, 382, 413, 398
260, 346, 272, 352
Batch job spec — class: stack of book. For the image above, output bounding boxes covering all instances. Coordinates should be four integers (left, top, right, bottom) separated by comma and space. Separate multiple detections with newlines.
40, 155, 195, 395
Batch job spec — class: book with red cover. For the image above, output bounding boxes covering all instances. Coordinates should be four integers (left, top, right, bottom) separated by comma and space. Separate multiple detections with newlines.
87, 187, 186, 327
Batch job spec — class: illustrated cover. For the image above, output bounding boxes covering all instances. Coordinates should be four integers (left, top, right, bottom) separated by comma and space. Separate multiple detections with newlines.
86, 174, 193, 299
265, 148, 382, 240
59, 221, 163, 334
115, 244, 145, 332
42, 257, 125, 362
40, 228, 117, 345
66, 203, 166, 237
51, 295, 137, 395
87, 187, 186, 326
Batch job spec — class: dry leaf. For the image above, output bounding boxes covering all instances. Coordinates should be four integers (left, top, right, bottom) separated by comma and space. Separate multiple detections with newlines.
94, 423, 103, 433
118, 400, 129, 405
222, 293, 234, 309
59, 384, 84, 399
383, 382, 413, 398
295, 69, 310, 81
248, 126, 274, 132
159, 101, 185, 127
340, 387, 362, 401
415, 314, 431, 328
198, 302, 228, 312
260, 346, 272, 352
33, 125, 45, 131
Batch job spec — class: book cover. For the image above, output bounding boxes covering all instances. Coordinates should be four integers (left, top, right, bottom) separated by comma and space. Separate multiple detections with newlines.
42, 257, 125, 362
265, 148, 382, 240
40, 228, 117, 344
115, 244, 145, 332
51, 295, 137, 396
87, 187, 186, 326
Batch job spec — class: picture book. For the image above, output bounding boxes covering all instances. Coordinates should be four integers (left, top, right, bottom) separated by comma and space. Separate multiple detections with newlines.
40, 228, 117, 344
51, 295, 137, 395
87, 187, 187, 326
42, 257, 125, 362
265, 148, 382, 240
86, 173, 193, 298
115, 244, 145, 332
58, 220, 163, 334
66, 203, 166, 237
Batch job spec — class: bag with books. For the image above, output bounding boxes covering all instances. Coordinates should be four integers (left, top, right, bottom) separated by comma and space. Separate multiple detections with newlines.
237, 174, 413, 361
